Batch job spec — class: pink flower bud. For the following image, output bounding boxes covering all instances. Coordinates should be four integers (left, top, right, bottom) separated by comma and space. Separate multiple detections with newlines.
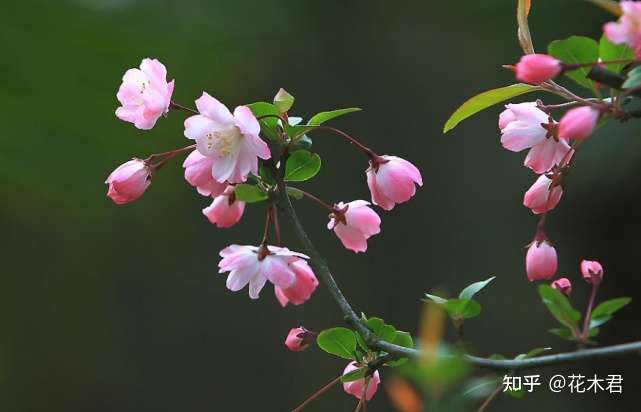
523, 174, 563, 214
558, 106, 600, 140
182, 150, 227, 197
515, 54, 562, 84
105, 159, 151, 205
366, 155, 422, 211
115, 58, 174, 130
550, 277, 572, 296
275, 260, 319, 306
202, 186, 245, 228
328, 201, 381, 253
526, 240, 558, 282
285, 327, 315, 352
342, 361, 380, 401
580, 259, 604, 285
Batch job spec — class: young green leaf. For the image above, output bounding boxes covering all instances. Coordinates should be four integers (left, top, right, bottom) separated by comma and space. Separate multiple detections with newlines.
285, 186, 304, 200
365, 317, 385, 336
393, 331, 414, 348
284, 150, 321, 182
444, 298, 482, 319
233, 184, 268, 203
458, 276, 496, 300
423, 293, 448, 305
622, 66, 641, 89
443, 84, 541, 133
273, 88, 295, 113
316, 327, 357, 360
548, 36, 599, 92
525, 347, 552, 358
538, 285, 581, 330
246, 101, 281, 141
599, 35, 634, 74
548, 328, 575, 341
341, 367, 367, 383
591, 297, 631, 319
286, 124, 318, 140
307, 108, 361, 126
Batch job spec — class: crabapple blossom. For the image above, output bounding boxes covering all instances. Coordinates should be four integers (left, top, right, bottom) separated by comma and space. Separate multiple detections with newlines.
285, 327, 314, 352
202, 186, 245, 228
581, 259, 604, 285
184, 92, 271, 183
182, 150, 227, 197
328, 201, 381, 253
366, 155, 422, 210
218, 245, 308, 299
275, 260, 319, 307
558, 106, 600, 141
526, 239, 558, 282
523, 174, 563, 214
515, 54, 562, 84
499, 103, 571, 174
551, 277, 572, 296
342, 361, 380, 401
115, 58, 174, 130
105, 159, 151, 205
604, 1, 641, 58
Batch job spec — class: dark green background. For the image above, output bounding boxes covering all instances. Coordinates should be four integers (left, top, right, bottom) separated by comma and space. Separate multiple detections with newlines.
2, 0, 640, 410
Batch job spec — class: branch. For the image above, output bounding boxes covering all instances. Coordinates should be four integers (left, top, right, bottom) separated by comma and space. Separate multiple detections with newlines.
276, 180, 641, 372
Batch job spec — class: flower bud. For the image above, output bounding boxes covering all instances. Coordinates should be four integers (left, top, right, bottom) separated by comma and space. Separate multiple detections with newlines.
580, 259, 604, 285
275, 260, 319, 307
202, 186, 245, 228
526, 240, 558, 282
523, 174, 563, 214
366, 155, 422, 210
285, 327, 314, 352
558, 106, 600, 140
105, 159, 151, 204
550, 277, 572, 296
515, 54, 562, 84
328, 201, 381, 253
343, 361, 380, 401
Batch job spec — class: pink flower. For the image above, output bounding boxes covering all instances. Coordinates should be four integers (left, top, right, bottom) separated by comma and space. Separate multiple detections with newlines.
115, 58, 174, 130
105, 159, 151, 204
499, 103, 571, 174
328, 201, 381, 253
580, 259, 604, 285
523, 174, 563, 214
515, 54, 562, 84
342, 361, 380, 401
604, 1, 641, 59
366, 156, 422, 211
275, 260, 319, 306
558, 106, 600, 141
218, 245, 308, 299
184, 92, 271, 183
202, 186, 245, 228
526, 240, 558, 282
182, 150, 227, 197
285, 327, 315, 352
550, 277, 572, 296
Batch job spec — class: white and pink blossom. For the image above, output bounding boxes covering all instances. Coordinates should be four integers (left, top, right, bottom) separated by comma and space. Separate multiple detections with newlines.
218, 245, 308, 299
115, 58, 174, 130
202, 186, 245, 228
366, 155, 422, 210
604, 1, 641, 58
523, 174, 563, 214
184, 92, 271, 183
275, 260, 319, 307
182, 150, 227, 197
328, 201, 381, 253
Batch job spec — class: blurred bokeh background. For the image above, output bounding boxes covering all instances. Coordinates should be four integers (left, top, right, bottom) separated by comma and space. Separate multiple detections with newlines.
2, 0, 641, 410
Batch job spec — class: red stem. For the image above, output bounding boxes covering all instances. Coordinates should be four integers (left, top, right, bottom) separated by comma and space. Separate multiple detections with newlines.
581, 283, 600, 342
292, 376, 342, 412
169, 101, 198, 115
312, 126, 379, 160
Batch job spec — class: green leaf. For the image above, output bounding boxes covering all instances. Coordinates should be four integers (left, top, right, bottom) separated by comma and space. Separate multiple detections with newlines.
548, 328, 575, 341
442, 84, 540, 133
233, 184, 268, 203
443, 298, 482, 319
591, 297, 631, 319
285, 186, 304, 200
538, 285, 581, 329
525, 347, 552, 358
365, 317, 385, 336
316, 327, 357, 360
622, 67, 641, 89
307, 108, 362, 126
548, 35, 599, 92
286, 124, 318, 140
284, 150, 321, 182
459, 276, 496, 300
393, 331, 414, 348
506, 388, 525, 399
355, 332, 369, 352
246, 102, 281, 141
599, 35, 634, 74
259, 164, 275, 185
341, 367, 366, 383
273, 88, 295, 113
589, 315, 612, 329
423, 293, 448, 305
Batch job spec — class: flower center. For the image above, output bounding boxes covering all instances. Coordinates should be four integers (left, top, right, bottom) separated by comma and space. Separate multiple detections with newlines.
204, 126, 242, 157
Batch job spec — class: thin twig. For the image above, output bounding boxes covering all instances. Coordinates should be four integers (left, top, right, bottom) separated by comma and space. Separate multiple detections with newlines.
291, 375, 342, 412
477, 383, 503, 412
